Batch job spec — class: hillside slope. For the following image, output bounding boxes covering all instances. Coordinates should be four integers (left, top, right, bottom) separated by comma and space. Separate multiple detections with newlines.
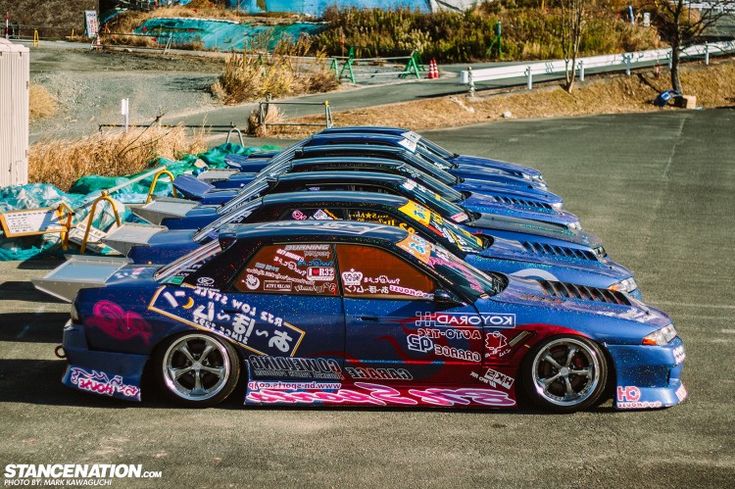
0, 0, 97, 38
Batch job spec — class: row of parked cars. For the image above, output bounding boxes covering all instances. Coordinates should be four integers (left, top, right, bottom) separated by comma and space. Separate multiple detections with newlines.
36, 126, 686, 412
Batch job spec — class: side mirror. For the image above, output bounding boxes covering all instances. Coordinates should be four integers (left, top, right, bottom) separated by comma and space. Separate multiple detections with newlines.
434, 289, 462, 307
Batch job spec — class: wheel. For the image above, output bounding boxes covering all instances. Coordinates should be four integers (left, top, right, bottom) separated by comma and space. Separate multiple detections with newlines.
155, 332, 240, 407
521, 335, 607, 413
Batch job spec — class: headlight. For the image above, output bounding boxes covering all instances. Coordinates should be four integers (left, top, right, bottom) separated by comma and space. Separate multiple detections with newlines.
643, 324, 678, 346
568, 222, 581, 231
609, 277, 637, 293
522, 173, 532, 181
551, 202, 564, 211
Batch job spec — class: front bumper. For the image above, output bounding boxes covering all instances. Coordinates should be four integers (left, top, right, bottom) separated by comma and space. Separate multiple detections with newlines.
607, 336, 686, 410
61, 320, 148, 402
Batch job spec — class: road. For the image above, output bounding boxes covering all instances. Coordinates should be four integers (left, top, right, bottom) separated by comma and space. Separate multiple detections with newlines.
1, 108, 734, 488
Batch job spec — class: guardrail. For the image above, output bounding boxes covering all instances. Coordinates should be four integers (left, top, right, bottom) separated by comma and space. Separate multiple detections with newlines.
257, 99, 334, 134
460, 41, 735, 91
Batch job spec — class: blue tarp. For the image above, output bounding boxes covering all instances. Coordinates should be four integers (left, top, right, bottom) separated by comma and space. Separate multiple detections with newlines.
228, 0, 431, 17
0, 143, 279, 260
135, 17, 325, 51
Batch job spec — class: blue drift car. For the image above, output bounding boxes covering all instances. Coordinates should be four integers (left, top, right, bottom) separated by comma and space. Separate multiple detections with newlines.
59, 221, 685, 412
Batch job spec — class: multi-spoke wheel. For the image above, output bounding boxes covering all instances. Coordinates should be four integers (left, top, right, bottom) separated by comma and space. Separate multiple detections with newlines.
522, 336, 607, 413
155, 333, 240, 407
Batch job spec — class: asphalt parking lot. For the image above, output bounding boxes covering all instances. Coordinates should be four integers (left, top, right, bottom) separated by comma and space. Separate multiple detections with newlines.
1, 108, 734, 488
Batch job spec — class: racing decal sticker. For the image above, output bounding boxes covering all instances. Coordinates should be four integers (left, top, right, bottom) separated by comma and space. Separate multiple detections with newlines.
406, 334, 482, 362
196, 276, 216, 288
398, 201, 431, 227
85, 300, 152, 345
451, 211, 470, 223
471, 368, 514, 390
415, 311, 516, 328
68, 367, 141, 401
253, 220, 379, 235
148, 286, 306, 357
247, 382, 515, 407
417, 327, 482, 340
485, 331, 511, 358
616, 386, 663, 409
348, 209, 399, 227
249, 356, 342, 381
402, 179, 417, 191
307, 266, 335, 281
291, 209, 308, 220
311, 209, 336, 220
398, 137, 418, 153
247, 380, 342, 391
396, 233, 431, 263
675, 384, 687, 402
344, 366, 413, 381
673, 345, 686, 365
341, 269, 363, 286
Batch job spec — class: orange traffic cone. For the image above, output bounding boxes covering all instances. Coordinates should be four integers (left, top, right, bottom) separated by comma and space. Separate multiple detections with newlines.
427, 59, 439, 79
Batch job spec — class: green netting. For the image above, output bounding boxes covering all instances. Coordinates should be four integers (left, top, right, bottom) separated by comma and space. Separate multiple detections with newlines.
0, 143, 280, 261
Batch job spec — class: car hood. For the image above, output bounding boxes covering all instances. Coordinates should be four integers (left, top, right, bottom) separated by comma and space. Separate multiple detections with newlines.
478, 276, 671, 340
467, 214, 597, 246
462, 187, 562, 206
455, 178, 552, 199
451, 155, 543, 178
476, 236, 630, 278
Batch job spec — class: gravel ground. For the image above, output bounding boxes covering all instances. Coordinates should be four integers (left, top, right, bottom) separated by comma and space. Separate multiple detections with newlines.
1, 108, 733, 488
29, 47, 224, 142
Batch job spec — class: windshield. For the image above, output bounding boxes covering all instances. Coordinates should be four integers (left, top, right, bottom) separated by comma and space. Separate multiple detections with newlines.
395, 233, 498, 298
218, 177, 271, 214
400, 178, 469, 223
194, 200, 260, 242
401, 166, 464, 203
398, 200, 483, 253
401, 150, 458, 186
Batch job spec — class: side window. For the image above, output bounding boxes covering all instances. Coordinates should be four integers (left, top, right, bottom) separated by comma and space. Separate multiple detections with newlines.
280, 208, 342, 221
233, 243, 338, 296
336, 244, 435, 300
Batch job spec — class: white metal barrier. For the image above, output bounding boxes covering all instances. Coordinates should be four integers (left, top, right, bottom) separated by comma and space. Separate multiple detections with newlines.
460, 41, 735, 90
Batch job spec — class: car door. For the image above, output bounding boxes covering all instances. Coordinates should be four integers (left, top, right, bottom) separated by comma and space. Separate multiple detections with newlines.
231, 242, 344, 385
336, 244, 484, 388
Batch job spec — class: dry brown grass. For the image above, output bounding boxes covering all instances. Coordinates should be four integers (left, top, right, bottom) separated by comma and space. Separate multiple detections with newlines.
277, 60, 735, 137
213, 53, 338, 105
247, 105, 285, 137
29, 126, 207, 191
29, 84, 58, 121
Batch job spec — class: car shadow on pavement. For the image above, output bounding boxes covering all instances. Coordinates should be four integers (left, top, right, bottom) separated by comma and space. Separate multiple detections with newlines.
0, 313, 68, 343
0, 281, 67, 303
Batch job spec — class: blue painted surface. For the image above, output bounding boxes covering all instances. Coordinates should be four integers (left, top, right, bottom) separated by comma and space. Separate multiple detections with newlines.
227, 0, 431, 18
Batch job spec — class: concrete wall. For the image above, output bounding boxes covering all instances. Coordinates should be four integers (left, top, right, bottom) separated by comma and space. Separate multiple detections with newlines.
0, 39, 29, 187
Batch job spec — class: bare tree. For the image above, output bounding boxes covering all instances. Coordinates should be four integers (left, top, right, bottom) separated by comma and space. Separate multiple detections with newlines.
652, 1, 735, 93
559, 0, 595, 93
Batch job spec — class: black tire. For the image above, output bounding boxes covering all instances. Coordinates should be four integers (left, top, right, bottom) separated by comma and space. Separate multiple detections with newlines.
520, 335, 608, 413
154, 332, 240, 407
